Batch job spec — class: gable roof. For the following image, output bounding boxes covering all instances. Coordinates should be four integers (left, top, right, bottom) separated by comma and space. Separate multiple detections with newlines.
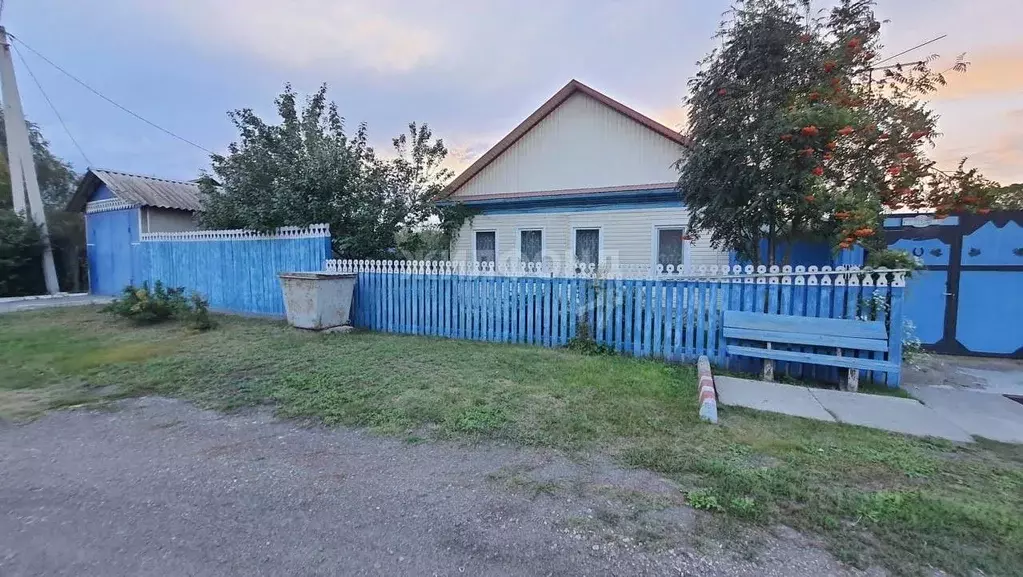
440, 79, 688, 199
67, 169, 203, 212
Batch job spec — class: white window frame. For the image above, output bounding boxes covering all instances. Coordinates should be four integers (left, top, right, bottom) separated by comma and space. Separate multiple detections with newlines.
571, 226, 604, 265
650, 224, 691, 273
516, 227, 545, 264
472, 229, 498, 264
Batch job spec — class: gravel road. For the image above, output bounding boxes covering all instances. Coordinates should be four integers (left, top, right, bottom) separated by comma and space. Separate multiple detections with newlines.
0, 398, 875, 577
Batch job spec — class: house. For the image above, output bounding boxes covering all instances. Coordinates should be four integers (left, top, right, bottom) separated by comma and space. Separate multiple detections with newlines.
66, 169, 202, 295
440, 79, 729, 272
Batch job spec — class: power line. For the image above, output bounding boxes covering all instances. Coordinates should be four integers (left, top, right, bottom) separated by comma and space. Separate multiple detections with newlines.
873, 34, 947, 66
7, 32, 215, 155
12, 42, 93, 166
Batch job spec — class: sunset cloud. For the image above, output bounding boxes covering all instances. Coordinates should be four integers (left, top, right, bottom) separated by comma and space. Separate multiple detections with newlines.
932, 45, 1023, 101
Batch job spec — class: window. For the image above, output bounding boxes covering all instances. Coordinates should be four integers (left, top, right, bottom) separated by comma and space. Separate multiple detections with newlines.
656, 227, 687, 269
519, 230, 543, 263
474, 230, 496, 263
574, 228, 600, 264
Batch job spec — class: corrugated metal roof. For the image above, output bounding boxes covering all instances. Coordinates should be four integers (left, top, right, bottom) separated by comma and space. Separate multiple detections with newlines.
67, 169, 203, 212
91, 169, 202, 211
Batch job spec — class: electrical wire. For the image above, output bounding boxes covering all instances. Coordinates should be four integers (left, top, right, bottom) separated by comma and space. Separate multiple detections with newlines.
7, 32, 215, 155
12, 42, 93, 166
872, 35, 947, 66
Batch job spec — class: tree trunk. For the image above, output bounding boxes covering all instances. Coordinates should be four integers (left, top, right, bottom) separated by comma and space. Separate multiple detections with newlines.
766, 220, 776, 267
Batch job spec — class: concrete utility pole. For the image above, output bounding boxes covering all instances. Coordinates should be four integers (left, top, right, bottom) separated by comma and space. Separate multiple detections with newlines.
0, 26, 60, 294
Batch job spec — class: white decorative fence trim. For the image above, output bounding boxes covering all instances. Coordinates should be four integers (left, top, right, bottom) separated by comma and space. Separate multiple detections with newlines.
142, 223, 330, 242
325, 259, 907, 287
85, 198, 140, 214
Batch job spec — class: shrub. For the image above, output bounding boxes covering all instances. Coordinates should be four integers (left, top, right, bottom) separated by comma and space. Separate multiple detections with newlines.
104, 282, 212, 330
566, 318, 616, 356
686, 488, 723, 511
185, 293, 213, 331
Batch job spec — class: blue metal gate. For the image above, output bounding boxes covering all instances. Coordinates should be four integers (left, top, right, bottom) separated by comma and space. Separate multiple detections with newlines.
884, 211, 1023, 358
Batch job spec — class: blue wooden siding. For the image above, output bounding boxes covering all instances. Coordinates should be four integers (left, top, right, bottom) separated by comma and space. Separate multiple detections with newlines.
336, 262, 907, 386
138, 235, 331, 316
86, 208, 140, 296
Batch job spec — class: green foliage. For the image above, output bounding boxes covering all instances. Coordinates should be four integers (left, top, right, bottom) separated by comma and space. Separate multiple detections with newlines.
186, 293, 213, 331
104, 282, 188, 324
866, 248, 921, 276
679, 0, 994, 263
987, 182, 1023, 210
104, 282, 213, 330
0, 209, 44, 296
566, 318, 617, 356
199, 84, 462, 258
0, 113, 85, 295
687, 489, 723, 511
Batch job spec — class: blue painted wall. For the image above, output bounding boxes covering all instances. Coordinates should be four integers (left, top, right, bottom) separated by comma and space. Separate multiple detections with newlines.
86, 207, 140, 296
138, 236, 331, 316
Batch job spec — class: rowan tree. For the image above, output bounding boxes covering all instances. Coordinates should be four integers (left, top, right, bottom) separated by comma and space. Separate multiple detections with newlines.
678, 0, 994, 265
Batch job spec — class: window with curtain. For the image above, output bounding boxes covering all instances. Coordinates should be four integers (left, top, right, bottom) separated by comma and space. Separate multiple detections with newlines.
574, 229, 600, 264
657, 227, 686, 268
474, 231, 496, 263
520, 230, 542, 263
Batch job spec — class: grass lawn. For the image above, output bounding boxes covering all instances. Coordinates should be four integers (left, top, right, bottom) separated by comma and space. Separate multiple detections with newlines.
2, 306, 1021, 576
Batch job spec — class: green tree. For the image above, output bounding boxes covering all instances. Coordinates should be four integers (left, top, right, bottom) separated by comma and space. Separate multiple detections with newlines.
0, 208, 45, 296
678, 0, 993, 264
199, 84, 457, 258
0, 113, 84, 294
987, 182, 1023, 210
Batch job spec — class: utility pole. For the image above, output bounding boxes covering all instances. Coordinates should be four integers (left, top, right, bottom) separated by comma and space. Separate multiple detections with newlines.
0, 26, 60, 294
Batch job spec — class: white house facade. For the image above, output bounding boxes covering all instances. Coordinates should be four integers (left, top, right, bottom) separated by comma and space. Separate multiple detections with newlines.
442, 80, 729, 272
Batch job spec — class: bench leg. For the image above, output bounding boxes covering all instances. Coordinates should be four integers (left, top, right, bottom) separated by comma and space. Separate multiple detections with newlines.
761, 342, 775, 381
846, 368, 859, 393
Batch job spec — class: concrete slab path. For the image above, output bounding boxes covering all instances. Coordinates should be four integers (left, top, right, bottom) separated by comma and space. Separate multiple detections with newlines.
715, 376, 976, 442
0, 293, 112, 314
810, 388, 973, 442
714, 377, 836, 422
909, 385, 1023, 444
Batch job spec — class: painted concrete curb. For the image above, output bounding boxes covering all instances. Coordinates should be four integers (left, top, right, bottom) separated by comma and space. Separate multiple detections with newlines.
698, 355, 718, 424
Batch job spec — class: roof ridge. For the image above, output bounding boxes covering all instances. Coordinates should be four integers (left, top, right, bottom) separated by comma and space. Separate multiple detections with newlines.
92, 167, 200, 187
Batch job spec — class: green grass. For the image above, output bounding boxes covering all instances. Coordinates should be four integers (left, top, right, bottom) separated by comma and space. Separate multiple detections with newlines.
2, 306, 1021, 576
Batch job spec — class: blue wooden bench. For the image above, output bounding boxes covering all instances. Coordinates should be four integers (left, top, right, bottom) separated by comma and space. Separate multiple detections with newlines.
723, 310, 899, 391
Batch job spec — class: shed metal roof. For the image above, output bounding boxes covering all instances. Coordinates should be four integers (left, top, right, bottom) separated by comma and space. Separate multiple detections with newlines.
67, 169, 203, 212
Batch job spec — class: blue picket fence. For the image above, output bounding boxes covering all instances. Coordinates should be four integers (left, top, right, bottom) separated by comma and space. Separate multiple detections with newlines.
137, 225, 331, 316
328, 260, 907, 386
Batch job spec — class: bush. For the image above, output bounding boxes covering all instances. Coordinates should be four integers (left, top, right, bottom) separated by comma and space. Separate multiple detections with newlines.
104, 281, 213, 330
0, 209, 45, 297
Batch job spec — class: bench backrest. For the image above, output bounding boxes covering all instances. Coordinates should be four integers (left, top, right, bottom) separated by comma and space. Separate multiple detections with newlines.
723, 310, 889, 352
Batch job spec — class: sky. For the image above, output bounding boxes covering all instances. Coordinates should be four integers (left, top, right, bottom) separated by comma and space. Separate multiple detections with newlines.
5, 0, 1022, 185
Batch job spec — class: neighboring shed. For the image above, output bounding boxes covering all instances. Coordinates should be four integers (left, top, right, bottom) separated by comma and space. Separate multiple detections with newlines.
67, 169, 202, 295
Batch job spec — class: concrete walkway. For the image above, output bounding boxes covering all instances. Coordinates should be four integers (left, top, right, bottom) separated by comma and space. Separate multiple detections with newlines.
716, 376, 990, 443
0, 293, 112, 314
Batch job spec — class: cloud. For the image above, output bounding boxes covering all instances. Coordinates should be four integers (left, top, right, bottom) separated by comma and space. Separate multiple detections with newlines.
932, 45, 1023, 101
138, 0, 444, 73
932, 108, 1023, 184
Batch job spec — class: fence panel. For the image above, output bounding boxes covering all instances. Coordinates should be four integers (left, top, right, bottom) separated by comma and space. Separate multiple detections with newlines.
326, 260, 908, 386
139, 225, 331, 316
